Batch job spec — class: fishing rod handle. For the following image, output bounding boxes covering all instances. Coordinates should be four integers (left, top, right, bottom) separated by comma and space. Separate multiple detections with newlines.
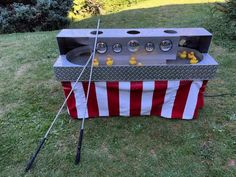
75, 129, 84, 164
25, 137, 47, 172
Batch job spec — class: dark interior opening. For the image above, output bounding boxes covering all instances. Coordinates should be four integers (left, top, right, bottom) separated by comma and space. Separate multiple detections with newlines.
127, 30, 140, 35
164, 30, 177, 34
90, 30, 103, 35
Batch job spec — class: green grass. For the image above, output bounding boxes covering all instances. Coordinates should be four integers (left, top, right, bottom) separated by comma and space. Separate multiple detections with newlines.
1, 0, 236, 176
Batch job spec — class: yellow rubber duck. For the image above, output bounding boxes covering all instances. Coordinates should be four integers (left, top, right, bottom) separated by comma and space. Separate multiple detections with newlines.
190, 59, 198, 64
190, 56, 198, 64
92, 57, 99, 67
191, 56, 197, 61
106, 57, 113, 67
179, 51, 187, 59
188, 52, 195, 59
129, 56, 137, 65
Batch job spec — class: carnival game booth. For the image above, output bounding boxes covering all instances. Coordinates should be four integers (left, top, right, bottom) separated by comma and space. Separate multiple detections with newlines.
25, 25, 220, 173
25, 26, 219, 172
54, 28, 218, 120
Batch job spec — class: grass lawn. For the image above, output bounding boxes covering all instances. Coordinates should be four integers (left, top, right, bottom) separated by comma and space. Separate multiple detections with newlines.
1, 0, 236, 176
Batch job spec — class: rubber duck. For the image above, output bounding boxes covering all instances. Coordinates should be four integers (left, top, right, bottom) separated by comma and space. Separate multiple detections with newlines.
190, 56, 198, 64
188, 52, 195, 59
92, 57, 99, 67
191, 56, 198, 61
190, 59, 198, 64
129, 56, 137, 65
179, 51, 187, 59
106, 56, 113, 67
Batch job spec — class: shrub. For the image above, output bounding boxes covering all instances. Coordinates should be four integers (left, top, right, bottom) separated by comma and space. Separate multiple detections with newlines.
0, 0, 72, 34
0, 4, 36, 33
0, 0, 37, 6
216, 0, 236, 21
69, 0, 104, 20
204, 0, 236, 46
214, 0, 236, 40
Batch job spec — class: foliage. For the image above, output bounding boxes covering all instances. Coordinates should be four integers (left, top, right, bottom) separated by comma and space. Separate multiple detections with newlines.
0, 0, 72, 34
69, 0, 103, 20
69, 0, 145, 20
102, 0, 144, 13
204, 0, 236, 47
0, 0, 37, 6
216, 0, 236, 20
204, 12, 236, 41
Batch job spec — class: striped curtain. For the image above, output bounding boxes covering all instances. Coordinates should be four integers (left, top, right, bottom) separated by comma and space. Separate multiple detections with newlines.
62, 80, 208, 120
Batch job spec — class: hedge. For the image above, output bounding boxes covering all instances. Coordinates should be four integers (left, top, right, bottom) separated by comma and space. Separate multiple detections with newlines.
0, 0, 72, 34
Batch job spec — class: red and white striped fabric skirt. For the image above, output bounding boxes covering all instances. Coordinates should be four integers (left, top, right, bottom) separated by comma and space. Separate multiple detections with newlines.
62, 80, 208, 120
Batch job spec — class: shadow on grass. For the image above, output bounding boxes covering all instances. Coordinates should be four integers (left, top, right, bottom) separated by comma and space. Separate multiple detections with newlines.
70, 3, 214, 28
70, 2, 236, 50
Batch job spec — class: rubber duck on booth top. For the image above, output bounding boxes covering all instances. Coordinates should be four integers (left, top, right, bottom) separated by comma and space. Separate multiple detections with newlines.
93, 57, 99, 67
106, 56, 113, 67
129, 56, 137, 65
187, 52, 199, 64
179, 51, 187, 59
188, 52, 195, 60
190, 56, 198, 64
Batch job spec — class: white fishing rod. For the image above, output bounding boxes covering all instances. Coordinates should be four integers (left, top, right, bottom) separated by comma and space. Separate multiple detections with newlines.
75, 18, 101, 164
25, 18, 100, 172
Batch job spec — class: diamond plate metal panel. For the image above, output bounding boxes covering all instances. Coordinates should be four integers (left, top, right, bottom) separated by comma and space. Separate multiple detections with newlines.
54, 64, 218, 81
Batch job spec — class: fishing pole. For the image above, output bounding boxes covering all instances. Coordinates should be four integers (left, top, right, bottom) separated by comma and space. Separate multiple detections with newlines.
25, 19, 100, 172
75, 18, 101, 164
